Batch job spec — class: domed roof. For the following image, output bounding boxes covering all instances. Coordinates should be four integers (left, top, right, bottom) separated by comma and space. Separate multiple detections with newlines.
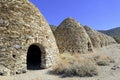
0, 0, 59, 75
84, 25, 101, 48
55, 18, 93, 54
84, 25, 116, 48
97, 32, 116, 46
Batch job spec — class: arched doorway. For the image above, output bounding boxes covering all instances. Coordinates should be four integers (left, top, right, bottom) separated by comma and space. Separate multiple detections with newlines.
27, 44, 42, 70
87, 42, 92, 51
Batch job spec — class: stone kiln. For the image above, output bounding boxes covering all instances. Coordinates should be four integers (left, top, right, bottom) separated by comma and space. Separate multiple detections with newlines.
0, 0, 59, 75
84, 25, 116, 48
55, 18, 93, 54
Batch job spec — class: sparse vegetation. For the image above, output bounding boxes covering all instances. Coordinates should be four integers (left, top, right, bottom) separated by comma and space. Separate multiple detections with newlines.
93, 55, 115, 66
50, 53, 98, 77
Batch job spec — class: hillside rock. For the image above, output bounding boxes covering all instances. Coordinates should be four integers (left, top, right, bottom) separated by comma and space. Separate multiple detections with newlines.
0, 0, 59, 75
99, 27, 120, 36
55, 18, 93, 54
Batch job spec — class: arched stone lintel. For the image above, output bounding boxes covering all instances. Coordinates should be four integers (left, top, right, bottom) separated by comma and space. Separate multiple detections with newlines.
27, 43, 46, 69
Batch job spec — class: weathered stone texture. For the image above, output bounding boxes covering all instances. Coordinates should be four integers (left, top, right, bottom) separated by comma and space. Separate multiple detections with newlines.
84, 26, 116, 48
0, 0, 59, 75
84, 26, 101, 48
55, 18, 93, 54
97, 32, 116, 47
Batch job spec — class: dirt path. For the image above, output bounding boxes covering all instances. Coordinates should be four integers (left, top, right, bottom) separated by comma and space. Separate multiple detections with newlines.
0, 44, 120, 80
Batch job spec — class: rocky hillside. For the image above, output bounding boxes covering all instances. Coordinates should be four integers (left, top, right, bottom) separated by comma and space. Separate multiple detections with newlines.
99, 27, 120, 36
99, 27, 120, 43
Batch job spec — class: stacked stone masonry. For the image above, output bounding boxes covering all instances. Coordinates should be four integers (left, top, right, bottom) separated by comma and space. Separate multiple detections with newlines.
84, 26, 116, 48
55, 18, 116, 54
0, 0, 116, 76
55, 18, 93, 54
0, 0, 59, 76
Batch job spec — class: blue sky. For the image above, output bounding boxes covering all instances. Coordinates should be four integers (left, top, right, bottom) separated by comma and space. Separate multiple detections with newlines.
29, 0, 120, 30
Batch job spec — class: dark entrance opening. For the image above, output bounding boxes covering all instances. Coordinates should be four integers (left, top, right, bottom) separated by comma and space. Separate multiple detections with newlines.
27, 44, 42, 70
87, 42, 92, 51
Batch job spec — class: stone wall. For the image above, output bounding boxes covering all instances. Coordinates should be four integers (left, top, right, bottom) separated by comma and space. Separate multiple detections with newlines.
0, 0, 117, 76
84, 25, 116, 48
0, 0, 59, 75
84, 26, 101, 48
55, 18, 116, 54
55, 18, 93, 54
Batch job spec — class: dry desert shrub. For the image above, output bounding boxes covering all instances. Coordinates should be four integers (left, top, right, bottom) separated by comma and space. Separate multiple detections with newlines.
80, 53, 115, 66
93, 55, 115, 66
50, 53, 98, 77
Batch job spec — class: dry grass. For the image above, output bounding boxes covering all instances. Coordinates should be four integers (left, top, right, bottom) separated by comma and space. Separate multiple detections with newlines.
50, 53, 98, 77
80, 53, 115, 66
93, 55, 115, 66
